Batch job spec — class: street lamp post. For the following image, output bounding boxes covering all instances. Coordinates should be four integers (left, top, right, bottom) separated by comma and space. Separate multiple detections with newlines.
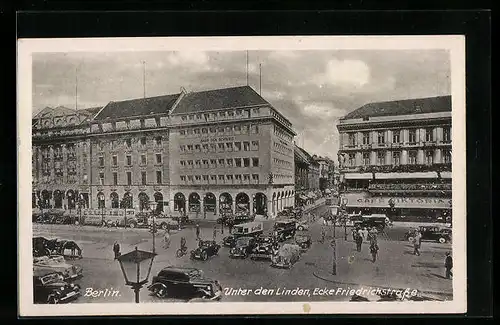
116, 247, 156, 303
149, 201, 158, 254
329, 205, 339, 275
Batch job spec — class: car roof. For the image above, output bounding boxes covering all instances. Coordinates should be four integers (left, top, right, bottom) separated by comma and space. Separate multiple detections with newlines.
33, 268, 60, 278
160, 266, 200, 274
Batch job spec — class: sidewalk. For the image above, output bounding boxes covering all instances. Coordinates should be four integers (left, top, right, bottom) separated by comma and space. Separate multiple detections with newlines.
307, 235, 453, 299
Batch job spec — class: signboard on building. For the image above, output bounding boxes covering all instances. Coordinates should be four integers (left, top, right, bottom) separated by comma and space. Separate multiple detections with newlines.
341, 193, 452, 209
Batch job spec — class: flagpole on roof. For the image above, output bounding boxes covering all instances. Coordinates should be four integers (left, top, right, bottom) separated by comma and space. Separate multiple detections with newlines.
75, 67, 78, 111
259, 63, 262, 95
142, 61, 146, 98
246, 51, 249, 86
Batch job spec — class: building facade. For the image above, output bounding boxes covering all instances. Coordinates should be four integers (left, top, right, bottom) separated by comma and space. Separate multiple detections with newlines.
32, 86, 296, 220
336, 96, 452, 222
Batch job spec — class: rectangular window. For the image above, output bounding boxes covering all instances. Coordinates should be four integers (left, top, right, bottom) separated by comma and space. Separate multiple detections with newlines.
180, 175, 186, 182
218, 159, 225, 167
218, 175, 224, 181
112, 155, 117, 166
188, 175, 193, 182
443, 127, 451, 143
392, 151, 401, 165
202, 160, 209, 168
140, 137, 146, 146
377, 152, 386, 165
194, 129, 201, 135
195, 160, 201, 168
443, 150, 452, 163
210, 175, 216, 182
126, 155, 132, 166
242, 125, 249, 134
188, 160, 194, 168
225, 126, 232, 134
243, 141, 250, 151
209, 127, 216, 134
252, 174, 259, 181
235, 158, 242, 167
180, 160, 186, 167
243, 174, 250, 181
195, 144, 201, 152
111, 140, 117, 150
156, 171, 162, 184
127, 172, 132, 185
217, 127, 224, 134
243, 158, 250, 167
202, 175, 208, 181
113, 172, 118, 185
125, 139, 131, 148
377, 131, 385, 144
98, 142, 104, 151
234, 125, 241, 134
226, 175, 233, 182
363, 153, 370, 165
392, 130, 401, 143
218, 143, 225, 152
189, 115, 194, 120
187, 129, 193, 135
251, 140, 259, 150
234, 142, 241, 152
180, 130, 186, 135
99, 156, 104, 167
425, 150, 434, 165
141, 171, 147, 185
251, 125, 258, 134
180, 145, 186, 152
210, 159, 217, 167
141, 154, 147, 165
156, 153, 162, 164
362, 132, 370, 145
235, 174, 242, 181
425, 128, 434, 142
348, 133, 356, 146
226, 142, 233, 152
409, 129, 417, 143
187, 144, 193, 152
202, 128, 208, 134
210, 144, 217, 152
227, 158, 233, 167
252, 158, 259, 167
202, 144, 209, 152
219, 111, 226, 117
348, 154, 355, 166
99, 172, 105, 185
408, 151, 417, 165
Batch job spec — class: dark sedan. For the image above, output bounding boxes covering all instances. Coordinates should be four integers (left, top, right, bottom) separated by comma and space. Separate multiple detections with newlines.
190, 240, 221, 261
229, 237, 256, 259
33, 270, 81, 304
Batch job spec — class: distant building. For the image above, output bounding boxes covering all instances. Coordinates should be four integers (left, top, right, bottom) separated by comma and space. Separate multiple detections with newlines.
313, 155, 336, 192
336, 95, 452, 222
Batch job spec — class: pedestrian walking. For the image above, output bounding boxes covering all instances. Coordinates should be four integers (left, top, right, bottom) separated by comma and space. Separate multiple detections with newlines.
445, 252, 453, 279
113, 241, 121, 260
413, 238, 420, 256
361, 227, 369, 241
213, 225, 217, 240
355, 232, 363, 252
352, 228, 357, 241
370, 241, 379, 262
320, 226, 326, 243
195, 223, 200, 240
163, 229, 171, 249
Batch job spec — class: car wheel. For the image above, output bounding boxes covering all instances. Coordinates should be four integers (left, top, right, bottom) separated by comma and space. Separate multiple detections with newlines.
298, 226, 304, 231
201, 251, 208, 261
47, 294, 59, 304
438, 237, 447, 244
154, 287, 167, 298
128, 223, 136, 229
407, 236, 414, 243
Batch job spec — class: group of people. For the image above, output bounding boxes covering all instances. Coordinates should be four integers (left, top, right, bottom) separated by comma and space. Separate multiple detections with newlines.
352, 226, 379, 262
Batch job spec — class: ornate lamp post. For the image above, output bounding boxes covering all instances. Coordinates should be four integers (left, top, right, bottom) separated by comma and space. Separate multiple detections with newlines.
149, 201, 158, 254
116, 247, 156, 303
329, 204, 339, 275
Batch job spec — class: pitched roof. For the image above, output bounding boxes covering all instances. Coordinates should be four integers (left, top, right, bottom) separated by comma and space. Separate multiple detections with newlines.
94, 93, 181, 120
341, 95, 451, 120
295, 144, 314, 162
172, 86, 269, 114
33, 106, 76, 119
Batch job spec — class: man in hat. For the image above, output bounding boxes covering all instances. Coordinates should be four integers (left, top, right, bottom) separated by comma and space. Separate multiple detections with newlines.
445, 252, 453, 279
113, 241, 121, 260
195, 223, 200, 240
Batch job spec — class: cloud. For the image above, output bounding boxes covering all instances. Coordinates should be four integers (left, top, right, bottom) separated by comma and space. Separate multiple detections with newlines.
315, 58, 371, 89
302, 103, 339, 118
166, 52, 221, 72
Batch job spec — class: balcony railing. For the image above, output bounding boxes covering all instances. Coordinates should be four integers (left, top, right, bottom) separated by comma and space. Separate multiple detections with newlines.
340, 163, 452, 174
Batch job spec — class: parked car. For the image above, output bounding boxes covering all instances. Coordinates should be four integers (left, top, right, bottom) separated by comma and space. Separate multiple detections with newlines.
249, 236, 279, 260
273, 220, 297, 242
171, 215, 195, 225
271, 244, 301, 269
405, 226, 452, 244
229, 236, 257, 259
296, 221, 309, 231
54, 214, 78, 225
295, 233, 312, 251
33, 237, 51, 257
190, 240, 221, 261
222, 235, 237, 248
151, 216, 180, 230
354, 215, 387, 230
33, 269, 81, 304
147, 266, 223, 301
33, 255, 83, 281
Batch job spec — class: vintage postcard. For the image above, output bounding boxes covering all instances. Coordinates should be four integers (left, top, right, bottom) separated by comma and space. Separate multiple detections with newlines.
18, 36, 466, 316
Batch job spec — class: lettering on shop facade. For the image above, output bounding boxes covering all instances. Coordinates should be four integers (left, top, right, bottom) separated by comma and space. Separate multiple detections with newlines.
200, 136, 235, 143
350, 196, 452, 208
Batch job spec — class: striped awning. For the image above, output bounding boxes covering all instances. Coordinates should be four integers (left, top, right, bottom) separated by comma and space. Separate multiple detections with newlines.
375, 172, 437, 179
344, 173, 373, 180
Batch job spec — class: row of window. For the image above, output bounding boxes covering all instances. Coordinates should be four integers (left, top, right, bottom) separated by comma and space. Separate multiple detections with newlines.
179, 140, 259, 153
345, 149, 452, 166
99, 171, 163, 186
179, 124, 259, 136
180, 157, 260, 169
273, 157, 293, 170
273, 124, 293, 142
179, 108, 260, 122
273, 141, 293, 156
99, 153, 163, 167
271, 110, 293, 129
347, 127, 451, 146
179, 174, 260, 183
97, 137, 163, 151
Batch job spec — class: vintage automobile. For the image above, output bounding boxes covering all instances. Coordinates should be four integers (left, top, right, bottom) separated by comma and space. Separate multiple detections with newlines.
222, 235, 237, 248
249, 236, 279, 260
223, 221, 263, 248
296, 221, 309, 231
53, 214, 78, 225
153, 216, 180, 230
33, 269, 81, 304
295, 233, 312, 251
353, 215, 387, 231
171, 215, 196, 225
190, 240, 221, 261
33, 255, 83, 281
273, 220, 297, 242
229, 236, 257, 259
33, 237, 51, 257
270, 244, 301, 269
405, 226, 452, 244
147, 266, 223, 301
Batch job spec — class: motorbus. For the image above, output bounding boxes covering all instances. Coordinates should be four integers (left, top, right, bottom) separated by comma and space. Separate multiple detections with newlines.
81, 208, 137, 227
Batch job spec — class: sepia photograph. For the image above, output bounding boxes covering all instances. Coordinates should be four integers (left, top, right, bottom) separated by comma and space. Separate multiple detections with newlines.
18, 36, 466, 315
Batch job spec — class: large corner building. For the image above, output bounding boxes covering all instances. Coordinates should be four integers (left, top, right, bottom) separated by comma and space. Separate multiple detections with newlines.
336, 96, 452, 222
32, 86, 296, 220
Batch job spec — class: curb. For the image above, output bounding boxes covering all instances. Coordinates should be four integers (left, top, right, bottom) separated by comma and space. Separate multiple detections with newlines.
312, 271, 454, 298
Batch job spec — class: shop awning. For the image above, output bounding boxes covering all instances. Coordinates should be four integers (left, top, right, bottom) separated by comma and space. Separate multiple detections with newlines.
344, 173, 373, 180
375, 172, 437, 179
440, 172, 452, 179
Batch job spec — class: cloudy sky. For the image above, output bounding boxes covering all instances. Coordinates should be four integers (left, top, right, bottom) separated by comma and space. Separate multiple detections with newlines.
32, 50, 451, 159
